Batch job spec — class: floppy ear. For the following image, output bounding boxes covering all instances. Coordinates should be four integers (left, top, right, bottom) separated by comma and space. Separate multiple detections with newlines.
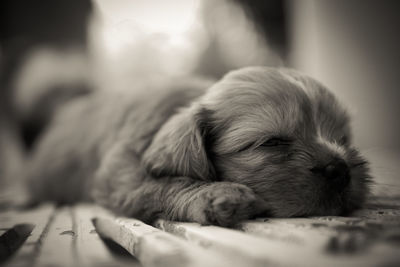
142, 105, 215, 181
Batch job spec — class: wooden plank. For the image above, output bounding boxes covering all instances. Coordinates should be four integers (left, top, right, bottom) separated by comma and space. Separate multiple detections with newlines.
156, 219, 310, 267
33, 207, 76, 267
73, 204, 140, 267
156, 219, 400, 267
240, 218, 336, 249
1, 204, 55, 267
352, 208, 400, 223
0, 224, 34, 263
94, 214, 239, 267
239, 216, 400, 267
0, 204, 53, 230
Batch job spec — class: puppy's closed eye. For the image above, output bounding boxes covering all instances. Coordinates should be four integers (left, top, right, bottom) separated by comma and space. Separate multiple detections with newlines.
260, 137, 292, 147
238, 137, 292, 153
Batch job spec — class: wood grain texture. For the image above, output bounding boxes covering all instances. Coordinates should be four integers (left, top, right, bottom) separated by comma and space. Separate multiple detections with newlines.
73, 204, 140, 267
1, 204, 55, 267
33, 207, 76, 267
156, 215, 400, 267
93, 213, 241, 267
156, 219, 314, 267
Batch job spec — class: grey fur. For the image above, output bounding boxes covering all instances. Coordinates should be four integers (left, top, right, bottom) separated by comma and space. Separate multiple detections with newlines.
24, 67, 371, 226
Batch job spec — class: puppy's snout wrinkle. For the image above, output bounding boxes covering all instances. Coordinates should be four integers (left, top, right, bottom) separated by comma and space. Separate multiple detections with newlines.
312, 158, 351, 190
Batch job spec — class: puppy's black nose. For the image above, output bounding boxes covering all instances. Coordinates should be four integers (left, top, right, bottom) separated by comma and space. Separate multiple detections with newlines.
311, 158, 350, 189
323, 158, 348, 178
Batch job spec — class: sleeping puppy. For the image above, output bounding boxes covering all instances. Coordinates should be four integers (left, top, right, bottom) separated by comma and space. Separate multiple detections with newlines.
24, 67, 371, 226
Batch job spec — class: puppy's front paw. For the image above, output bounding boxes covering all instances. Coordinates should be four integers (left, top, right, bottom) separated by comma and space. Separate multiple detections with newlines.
201, 183, 262, 227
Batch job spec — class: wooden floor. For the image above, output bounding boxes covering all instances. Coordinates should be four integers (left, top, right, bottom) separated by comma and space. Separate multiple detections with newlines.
1, 150, 400, 267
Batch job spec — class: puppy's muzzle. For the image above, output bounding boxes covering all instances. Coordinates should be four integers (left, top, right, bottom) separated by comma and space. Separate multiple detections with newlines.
312, 158, 350, 190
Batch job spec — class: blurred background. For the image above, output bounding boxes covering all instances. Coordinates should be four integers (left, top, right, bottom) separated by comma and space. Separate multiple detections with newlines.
0, 0, 399, 187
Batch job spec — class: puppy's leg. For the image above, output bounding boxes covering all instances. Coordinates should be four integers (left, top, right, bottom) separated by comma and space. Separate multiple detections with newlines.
92, 144, 267, 227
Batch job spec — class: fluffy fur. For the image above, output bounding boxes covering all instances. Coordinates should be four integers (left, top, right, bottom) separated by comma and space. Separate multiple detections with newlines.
24, 67, 371, 226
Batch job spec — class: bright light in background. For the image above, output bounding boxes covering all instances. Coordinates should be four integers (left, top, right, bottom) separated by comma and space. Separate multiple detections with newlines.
93, 0, 204, 55
96, 0, 199, 34
89, 0, 208, 86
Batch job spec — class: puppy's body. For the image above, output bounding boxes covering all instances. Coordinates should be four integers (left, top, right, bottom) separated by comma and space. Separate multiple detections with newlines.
27, 78, 211, 203
25, 67, 370, 226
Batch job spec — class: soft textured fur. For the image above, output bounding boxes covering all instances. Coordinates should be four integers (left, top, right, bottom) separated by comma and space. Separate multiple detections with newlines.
24, 67, 370, 226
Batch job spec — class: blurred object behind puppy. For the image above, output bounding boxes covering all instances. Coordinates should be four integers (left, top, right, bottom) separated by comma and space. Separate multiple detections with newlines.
0, 0, 92, 187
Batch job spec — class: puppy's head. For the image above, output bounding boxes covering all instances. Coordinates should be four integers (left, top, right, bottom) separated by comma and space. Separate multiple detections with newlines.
144, 67, 371, 217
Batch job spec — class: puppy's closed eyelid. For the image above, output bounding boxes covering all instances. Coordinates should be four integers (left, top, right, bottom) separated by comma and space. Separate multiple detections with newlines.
236, 138, 292, 153
260, 137, 292, 147
237, 142, 255, 153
